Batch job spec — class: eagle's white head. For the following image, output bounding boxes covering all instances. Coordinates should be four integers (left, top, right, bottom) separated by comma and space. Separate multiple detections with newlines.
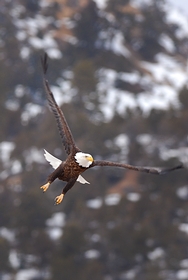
75, 152, 94, 168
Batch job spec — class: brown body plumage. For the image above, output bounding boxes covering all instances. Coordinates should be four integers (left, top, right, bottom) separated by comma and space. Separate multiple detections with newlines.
40, 53, 183, 205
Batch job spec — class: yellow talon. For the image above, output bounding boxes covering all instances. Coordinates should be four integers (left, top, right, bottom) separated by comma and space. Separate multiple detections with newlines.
55, 194, 64, 205
40, 182, 50, 192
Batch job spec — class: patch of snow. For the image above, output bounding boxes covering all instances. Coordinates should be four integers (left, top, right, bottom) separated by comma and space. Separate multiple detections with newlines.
20, 47, 30, 59
0, 142, 15, 164
93, 0, 108, 9
15, 269, 40, 280
90, 234, 101, 242
147, 247, 165, 260
0, 170, 9, 180
29, 34, 58, 49
159, 34, 176, 53
86, 197, 102, 209
119, 71, 140, 84
5, 100, 19, 111
180, 259, 188, 268
137, 84, 179, 114
11, 160, 22, 174
137, 134, 152, 146
0, 227, 15, 243
111, 32, 131, 58
99, 87, 137, 121
21, 103, 43, 124
98, 30, 130, 57
156, 53, 187, 89
46, 212, 66, 240
46, 48, 62, 59
15, 85, 26, 98
9, 250, 20, 269
49, 82, 76, 106
115, 134, 129, 148
46, 212, 66, 227
24, 148, 45, 167
131, 0, 153, 7
84, 249, 100, 259
165, 5, 188, 39
127, 192, 141, 202
0, 273, 12, 280
16, 30, 27, 41
176, 186, 188, 200
105, 193, 121, 206
176, 269, 188, 280
14, 15, 53, 37
97, 58, 186, 120
179, 223, 188, 234
160, 147, 188, 167
121, 269, 137, 280
114, 134, 130, 161
47, 228, 63, 240
10, 4, 25, 19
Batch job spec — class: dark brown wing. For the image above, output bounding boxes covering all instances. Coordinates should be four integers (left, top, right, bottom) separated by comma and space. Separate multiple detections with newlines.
41, 53, 79, 155
92, 160, 183, 175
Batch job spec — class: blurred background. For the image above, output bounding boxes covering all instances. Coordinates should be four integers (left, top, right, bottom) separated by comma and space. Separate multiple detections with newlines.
0, 0, 188, 279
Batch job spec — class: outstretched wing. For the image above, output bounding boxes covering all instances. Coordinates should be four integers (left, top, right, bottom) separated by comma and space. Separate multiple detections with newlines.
92, 160, 183, 175
41, 53, 79, 155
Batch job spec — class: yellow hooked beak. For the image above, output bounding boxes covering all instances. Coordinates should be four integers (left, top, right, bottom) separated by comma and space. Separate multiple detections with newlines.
86, 155, 94, 162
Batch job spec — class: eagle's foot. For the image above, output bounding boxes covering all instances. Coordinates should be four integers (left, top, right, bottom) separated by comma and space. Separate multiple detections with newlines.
40, 182, 50, 192
54, 194, 64, 205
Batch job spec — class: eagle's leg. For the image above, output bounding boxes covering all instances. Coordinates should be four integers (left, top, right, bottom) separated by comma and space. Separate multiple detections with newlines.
55, 177, 77, 205
40, 166, 63, 193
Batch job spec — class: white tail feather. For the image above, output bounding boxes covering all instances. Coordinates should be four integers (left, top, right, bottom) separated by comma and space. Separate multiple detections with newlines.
44, 150, 90, 184
77, 175, 90, 184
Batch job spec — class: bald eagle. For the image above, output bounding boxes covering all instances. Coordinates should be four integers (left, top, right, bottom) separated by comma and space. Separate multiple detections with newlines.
40, 53, 183, 205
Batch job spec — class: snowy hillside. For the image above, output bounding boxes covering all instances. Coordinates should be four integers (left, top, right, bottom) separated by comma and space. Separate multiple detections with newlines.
0, 0, 188, 279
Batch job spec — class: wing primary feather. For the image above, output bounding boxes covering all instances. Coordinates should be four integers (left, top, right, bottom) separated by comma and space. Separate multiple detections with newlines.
41, 52, 48, 74
92, 161, 183, 175
41, 53, 79, 155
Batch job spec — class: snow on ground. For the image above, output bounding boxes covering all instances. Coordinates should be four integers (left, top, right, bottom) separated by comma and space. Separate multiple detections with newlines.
0, 142, 22, 179
21, 103, 43, 124
84, 249, 100, 259
86, 192, 141, 209
105, 193, 121, 205
179, 223, 188, 234
165, 4, 188, 39
23, 147, 46, 167
132, 0, 188, 39
46, 212, 66, 240
147, 247, 165, 261
86, 197, 103, 209
176, 269, 188, 280
15, 269, 40, 280
0, 227, 16, 243
0, 142, 15, 164
14, 14, 62, 59
127, 192, 141, 202
160, 146, 188, 167
176, 186, 188, 200
86, 193, 122, 208
9, 250, 20, 269
97, 52, 187, 120
159, 34, 176, 53
98, 30, 131, 58
93, 0, 108, 9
